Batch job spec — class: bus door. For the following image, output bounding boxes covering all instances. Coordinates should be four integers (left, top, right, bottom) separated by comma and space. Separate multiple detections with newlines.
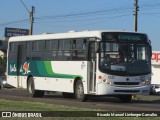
17, 45, 25, 87
88, 41, 97, 93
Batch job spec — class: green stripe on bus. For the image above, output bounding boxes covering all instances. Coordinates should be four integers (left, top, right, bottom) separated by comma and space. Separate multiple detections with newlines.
8, 61, 83, 79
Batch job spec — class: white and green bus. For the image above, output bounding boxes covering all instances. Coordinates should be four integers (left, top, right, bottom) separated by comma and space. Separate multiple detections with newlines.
7, 30, 152, 102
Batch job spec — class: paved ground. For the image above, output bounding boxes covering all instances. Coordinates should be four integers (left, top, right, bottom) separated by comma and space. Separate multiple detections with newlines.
0, 88, 160, 111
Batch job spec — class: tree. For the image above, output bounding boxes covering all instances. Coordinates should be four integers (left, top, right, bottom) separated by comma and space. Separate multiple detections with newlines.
0, 55, 7, 76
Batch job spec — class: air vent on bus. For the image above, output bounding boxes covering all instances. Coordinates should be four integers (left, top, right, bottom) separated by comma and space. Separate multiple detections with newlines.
114, 82, 140, 86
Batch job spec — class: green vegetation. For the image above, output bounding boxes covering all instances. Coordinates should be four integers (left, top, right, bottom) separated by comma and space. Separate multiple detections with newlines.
0, 99, 90, 111
0, 99, 159, 120
0, 55, 6, 76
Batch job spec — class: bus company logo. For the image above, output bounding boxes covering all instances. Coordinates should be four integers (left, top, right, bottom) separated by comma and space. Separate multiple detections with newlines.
152, 52, 160, 62
22, 62, 31, 74
10, 64, 17, 73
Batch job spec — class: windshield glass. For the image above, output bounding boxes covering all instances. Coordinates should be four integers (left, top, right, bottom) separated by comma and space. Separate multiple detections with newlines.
99, 41, 151, 76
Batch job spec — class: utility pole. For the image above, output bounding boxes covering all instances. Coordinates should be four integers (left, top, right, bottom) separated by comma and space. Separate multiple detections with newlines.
134, 0, 139, 32
29, 6, 35, 35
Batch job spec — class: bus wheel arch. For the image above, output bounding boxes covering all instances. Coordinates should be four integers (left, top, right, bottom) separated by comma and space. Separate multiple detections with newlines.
74, 77, 87, 102
27, 76, 44, 97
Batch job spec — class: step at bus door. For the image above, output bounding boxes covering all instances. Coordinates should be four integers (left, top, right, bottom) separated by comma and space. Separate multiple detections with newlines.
88, 41, 97, 93
17, 45, 24, 87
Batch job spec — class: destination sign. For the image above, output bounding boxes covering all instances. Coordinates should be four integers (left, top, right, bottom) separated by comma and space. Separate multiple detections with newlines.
118, 34, 141, 41
102, 32, 147, 42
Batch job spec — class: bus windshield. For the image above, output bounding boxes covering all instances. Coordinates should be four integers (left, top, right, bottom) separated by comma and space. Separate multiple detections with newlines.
99, 33, 151, 76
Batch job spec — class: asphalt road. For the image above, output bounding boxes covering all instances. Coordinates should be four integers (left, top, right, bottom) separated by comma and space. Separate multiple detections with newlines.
0, 88, 160, 111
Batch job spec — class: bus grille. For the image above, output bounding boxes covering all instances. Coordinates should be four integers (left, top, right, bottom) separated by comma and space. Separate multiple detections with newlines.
114, 90, 140, 93
114, 82, 140, 86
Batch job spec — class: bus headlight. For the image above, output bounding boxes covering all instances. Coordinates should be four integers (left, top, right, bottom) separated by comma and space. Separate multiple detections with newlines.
99, 75, 113, 85
107, 79, 112, 85
141, 80, 150, 86
102, 78, 112, 85
103, 78, 106, 82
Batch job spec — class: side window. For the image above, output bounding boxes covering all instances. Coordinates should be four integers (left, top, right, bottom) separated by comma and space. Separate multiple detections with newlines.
46, 40, 51, 50
51, 40, 58, 50
50, 40, 58, 60
8, 42, 18, 61
9, 42, 18, 52
43, 38, 88, 61
59, 40, 64, 50
10, 43, 15, 51
56, 39, 72, 61
63, 40, 71, 60
72, 39, 87, 60
45, 40, 51, 60
38, 41, 45, 51
26, 42, 32, 51
44, 40, 58, 60
31, 41, 45, 60
64, 40, 71, 50
46, 40, 58, 50
26, 42, 32, 60
33, 41, 38, 51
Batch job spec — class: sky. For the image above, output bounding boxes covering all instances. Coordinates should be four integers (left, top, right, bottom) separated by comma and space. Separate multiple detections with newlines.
0, 0, 160, 50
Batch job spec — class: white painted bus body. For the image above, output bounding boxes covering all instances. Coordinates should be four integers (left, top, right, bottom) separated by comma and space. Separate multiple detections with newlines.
7, 30, 151, 97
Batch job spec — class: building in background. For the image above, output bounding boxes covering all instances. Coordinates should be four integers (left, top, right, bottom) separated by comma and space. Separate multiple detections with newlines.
151, 51, 160, 95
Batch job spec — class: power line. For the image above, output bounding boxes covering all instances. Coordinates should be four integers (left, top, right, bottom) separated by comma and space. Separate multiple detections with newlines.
35, 14, 132, 29
0, 19, 28, 27
0, 6, 133, 27
20, 0, 30, 13
20, 0, 35, 35
0, 1, 159, 28
35, 14, 132, 24
35, 6, 133, 21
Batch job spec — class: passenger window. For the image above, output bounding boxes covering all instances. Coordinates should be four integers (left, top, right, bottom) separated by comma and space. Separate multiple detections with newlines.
51, 40, 58, 50
26, 42, 32, 51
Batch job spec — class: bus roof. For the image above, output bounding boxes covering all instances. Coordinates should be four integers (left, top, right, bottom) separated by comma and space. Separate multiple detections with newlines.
8, 30, 147, 42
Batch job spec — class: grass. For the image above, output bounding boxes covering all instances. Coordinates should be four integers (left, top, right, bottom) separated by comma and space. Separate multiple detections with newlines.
0, 99, 90, 111
0, 99, 159, 120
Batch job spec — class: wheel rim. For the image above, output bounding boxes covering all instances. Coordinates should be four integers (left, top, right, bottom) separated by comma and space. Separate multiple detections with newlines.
28, 78, 33, 94
76, 83, 83, 99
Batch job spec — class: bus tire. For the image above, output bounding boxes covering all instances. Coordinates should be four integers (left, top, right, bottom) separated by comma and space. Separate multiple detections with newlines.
27, 77, 44, 97
118, 95, 132, 103
75, 80, 87, 102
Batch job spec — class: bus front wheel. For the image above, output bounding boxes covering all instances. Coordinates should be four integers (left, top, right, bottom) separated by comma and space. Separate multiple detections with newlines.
75, 80, 87, 102
27, 77, 44, 97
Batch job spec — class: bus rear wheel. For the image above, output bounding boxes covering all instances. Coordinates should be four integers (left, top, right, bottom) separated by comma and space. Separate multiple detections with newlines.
75, 80, 87, 102
27, 77, 44, 97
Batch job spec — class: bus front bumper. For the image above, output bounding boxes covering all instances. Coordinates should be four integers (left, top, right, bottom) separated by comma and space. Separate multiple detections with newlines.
96, 84, 150, 95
